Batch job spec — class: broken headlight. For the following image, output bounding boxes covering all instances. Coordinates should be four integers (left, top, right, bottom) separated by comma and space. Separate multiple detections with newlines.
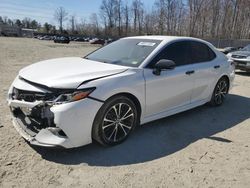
55, 88, 95, 104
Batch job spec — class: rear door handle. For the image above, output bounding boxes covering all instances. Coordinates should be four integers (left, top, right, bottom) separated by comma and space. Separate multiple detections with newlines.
214, 65, 220, 69
186, 70, 195, 75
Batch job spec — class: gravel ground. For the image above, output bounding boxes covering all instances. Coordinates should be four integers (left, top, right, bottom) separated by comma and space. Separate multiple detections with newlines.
0, 37, 250, 188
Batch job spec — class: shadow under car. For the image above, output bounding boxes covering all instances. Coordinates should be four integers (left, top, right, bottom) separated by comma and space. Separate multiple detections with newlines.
31, 94, 250, 166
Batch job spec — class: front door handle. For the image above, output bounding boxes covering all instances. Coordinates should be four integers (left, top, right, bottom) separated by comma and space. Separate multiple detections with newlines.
214, 65, 220, 69
186, 70, 195, 75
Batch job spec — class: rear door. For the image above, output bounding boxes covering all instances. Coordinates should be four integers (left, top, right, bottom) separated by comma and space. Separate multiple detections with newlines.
143, 41, 195, 117
189, 41, 220, 103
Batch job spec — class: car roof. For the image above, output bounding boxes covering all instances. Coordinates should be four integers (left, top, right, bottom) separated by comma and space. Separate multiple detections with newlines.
124, 35, 213, 46
125, 35, 180, 41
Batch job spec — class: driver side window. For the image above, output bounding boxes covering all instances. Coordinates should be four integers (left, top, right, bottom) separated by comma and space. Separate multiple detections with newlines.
148, 41, 191, 68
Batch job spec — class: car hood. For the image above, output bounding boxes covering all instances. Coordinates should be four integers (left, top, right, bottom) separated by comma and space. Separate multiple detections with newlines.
231, 51, 250, 56
19, 57, 128, 89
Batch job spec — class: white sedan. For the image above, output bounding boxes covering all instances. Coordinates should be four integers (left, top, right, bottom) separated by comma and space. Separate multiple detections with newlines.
7, 36, 235, 148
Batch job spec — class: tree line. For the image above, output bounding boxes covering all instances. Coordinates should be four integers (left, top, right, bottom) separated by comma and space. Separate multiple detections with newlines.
1, 0, 250, 39
0, 16, 40, 29
97, 0, 250, 39
0, 16, 57, 34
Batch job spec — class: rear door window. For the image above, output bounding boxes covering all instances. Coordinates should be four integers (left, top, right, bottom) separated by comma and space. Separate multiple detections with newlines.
190, 41, 216, 63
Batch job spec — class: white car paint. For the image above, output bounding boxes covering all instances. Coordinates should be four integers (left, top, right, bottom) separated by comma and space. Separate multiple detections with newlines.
7, 36, 235, 148
19, 57, 128, 89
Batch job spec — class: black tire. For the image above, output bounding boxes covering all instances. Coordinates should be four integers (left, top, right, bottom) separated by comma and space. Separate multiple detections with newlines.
92, 96, 138, 146
209, 77, 229, 106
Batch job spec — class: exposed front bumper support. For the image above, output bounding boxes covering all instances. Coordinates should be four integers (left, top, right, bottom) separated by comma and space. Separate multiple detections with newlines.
8, 99, 43, 108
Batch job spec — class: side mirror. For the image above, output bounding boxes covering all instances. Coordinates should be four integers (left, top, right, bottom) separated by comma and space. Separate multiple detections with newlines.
153, 59, 175, 75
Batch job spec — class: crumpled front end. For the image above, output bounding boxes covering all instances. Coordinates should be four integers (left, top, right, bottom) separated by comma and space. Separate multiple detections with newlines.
7, 76, 103, 148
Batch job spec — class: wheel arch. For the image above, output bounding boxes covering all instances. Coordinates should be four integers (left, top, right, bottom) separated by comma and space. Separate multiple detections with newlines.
209, 74, 230, 106
209, 74, 230, 102
219, 74, 230, 91
91, 92, 142, 145
106, 92, 142, 122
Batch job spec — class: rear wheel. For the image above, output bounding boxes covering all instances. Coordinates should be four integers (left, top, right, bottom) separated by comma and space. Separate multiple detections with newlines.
210, 77, 229, 106
92, 96, 138, 146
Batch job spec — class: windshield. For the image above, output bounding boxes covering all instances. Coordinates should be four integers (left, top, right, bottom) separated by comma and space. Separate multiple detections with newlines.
85, 38, 161, 67
242, 44, 250, 51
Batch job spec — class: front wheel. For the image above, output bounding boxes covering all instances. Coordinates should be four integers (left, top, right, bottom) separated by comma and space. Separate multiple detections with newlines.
92, 96, 138, 146
210, 77, 229, 106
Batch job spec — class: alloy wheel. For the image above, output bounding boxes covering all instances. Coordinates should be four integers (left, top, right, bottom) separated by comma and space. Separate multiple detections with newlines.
214, 79, 228, 105
102, 103, 135, 143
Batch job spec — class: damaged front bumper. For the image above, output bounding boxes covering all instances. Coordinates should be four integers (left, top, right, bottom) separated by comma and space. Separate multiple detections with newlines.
7, 77, 103, 148
12, 117, 68, 148
8, 97, 75, 148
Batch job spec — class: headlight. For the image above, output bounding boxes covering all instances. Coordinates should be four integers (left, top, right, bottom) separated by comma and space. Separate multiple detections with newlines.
55, 88, 95, 103
247, 56, 250, 60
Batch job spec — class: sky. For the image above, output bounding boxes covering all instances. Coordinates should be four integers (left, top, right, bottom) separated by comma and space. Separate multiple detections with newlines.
0, 0, 155, 27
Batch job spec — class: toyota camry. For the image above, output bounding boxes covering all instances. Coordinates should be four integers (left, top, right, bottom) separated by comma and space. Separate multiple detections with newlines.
7, 36, 235, 148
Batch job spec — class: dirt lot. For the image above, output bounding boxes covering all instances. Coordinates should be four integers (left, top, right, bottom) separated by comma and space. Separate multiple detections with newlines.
0, 37, 250, 188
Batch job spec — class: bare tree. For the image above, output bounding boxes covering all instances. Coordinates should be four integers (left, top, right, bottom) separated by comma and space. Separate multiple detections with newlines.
75, 18, 87, 35
122, 2, 130, 35
144, 11, 157, 35
54, 7, 68, 33
176, 0, 186, 36
154, 0, 165, 35
209, 0, 220, 38
69, 15, 76, 33
116, 0, 122, 36
100, 0, 117, 36
131, 0, 143, 34
90, 13, 100, 36
188, 0, 206, 36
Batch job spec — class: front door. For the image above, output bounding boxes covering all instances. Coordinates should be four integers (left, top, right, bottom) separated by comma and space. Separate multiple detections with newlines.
144, 65, 195, 117
143, 41, 195, 117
